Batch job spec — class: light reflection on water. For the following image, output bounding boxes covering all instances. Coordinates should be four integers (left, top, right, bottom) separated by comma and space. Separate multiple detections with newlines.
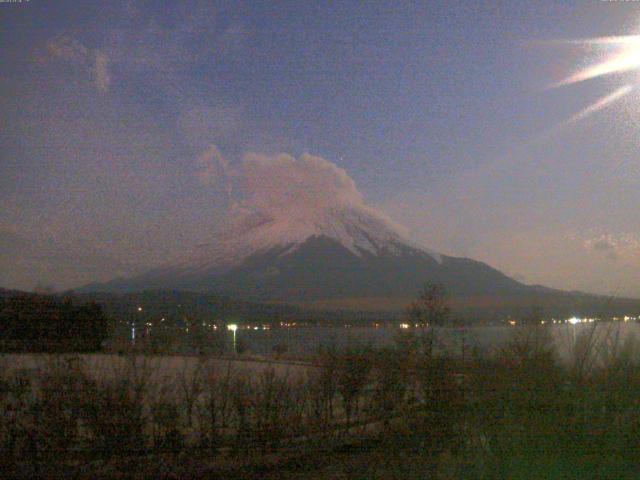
235, 322, 640, 359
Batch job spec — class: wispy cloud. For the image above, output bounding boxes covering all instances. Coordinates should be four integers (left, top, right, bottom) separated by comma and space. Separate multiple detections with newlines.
196, 144, 231, 191
43, 35, 112, 93
178, 105, 243, 148
94, 51, 111, 93
40, 1, 248, 96
46, 35, 88, 61
584, 233, 640, 262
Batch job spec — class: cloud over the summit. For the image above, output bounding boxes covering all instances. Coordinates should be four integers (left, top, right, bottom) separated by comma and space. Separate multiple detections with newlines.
196, 146, 407, 235
237, 152, 364, 220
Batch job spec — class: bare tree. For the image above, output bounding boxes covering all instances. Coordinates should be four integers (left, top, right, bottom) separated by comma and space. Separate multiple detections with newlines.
406, 283, 451, 357
336, 347, 372, 429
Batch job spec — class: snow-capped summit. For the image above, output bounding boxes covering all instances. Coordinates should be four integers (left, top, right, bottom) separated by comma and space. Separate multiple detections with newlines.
173, 204, 441, 274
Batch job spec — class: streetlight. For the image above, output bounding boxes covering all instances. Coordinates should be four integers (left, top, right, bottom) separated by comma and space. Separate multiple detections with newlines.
227, 323, 238, 353
568, 316, 580, 346
130, 306, 143, 345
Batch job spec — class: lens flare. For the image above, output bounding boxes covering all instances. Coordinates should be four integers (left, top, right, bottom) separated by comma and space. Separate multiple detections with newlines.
543, 32, 640, 127
556, 50, 640, 87
559, 84, 633, 128
552, 35, 640, 87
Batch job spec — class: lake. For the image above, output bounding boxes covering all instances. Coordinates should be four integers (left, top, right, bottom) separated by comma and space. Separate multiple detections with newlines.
233, 321, 640, 360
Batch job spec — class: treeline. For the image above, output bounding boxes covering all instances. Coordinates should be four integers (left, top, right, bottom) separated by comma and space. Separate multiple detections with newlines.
76, 289, 401, 327
0, 293, 109, 352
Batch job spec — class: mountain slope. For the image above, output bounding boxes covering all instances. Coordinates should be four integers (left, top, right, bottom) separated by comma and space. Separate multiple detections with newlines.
92, 235, 525, 301
81, 202, 640, 318
86, 218, 526, 307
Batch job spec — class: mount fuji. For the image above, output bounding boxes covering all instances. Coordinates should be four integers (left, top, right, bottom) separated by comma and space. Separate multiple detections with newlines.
83, 203, 541, 312
81, 151, 640, 317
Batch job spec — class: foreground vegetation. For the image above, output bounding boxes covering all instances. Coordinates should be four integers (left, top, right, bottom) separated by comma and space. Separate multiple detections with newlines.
1, 320, 640, 478
0, 293, 108, 352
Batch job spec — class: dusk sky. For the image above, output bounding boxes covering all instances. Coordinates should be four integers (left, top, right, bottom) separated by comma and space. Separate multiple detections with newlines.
2, 1, 640, 296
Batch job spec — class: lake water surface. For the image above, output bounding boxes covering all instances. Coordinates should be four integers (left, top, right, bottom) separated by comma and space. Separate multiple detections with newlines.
235, 322, 640, 360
